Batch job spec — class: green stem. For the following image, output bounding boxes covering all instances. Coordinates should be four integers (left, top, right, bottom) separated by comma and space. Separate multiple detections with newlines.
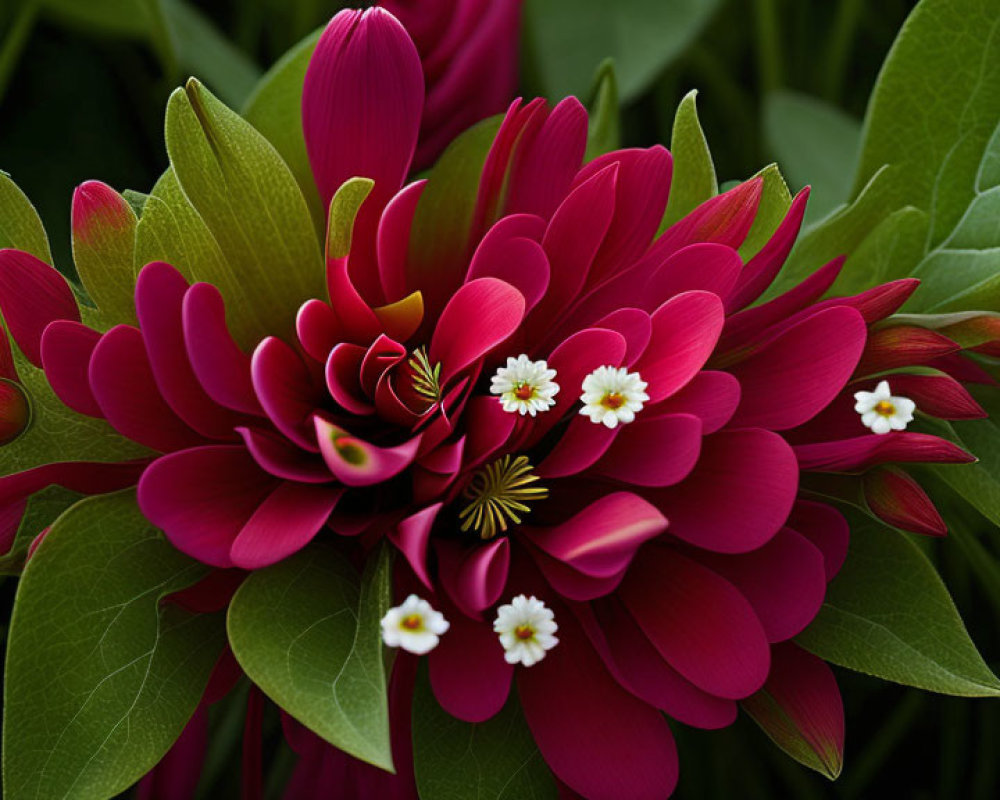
822, 0, 864, 101
0, 0, 39, 106
753, 0, 783, 93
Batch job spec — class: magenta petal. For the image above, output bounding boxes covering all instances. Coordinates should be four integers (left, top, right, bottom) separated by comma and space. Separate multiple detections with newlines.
236, 426, 333, 484
230, 482, 342, 569
360, 334, 407, 395
726, 188, 809, 312
592, 308, 651, 366
252, 337, 323, 452
634, 291, 724, 404
581, 599, 738, 729
646, 370, 740, 434
135, 262, 243, 439
692, 528, 827, 642
183, 283, 262, 416
429, 278, 525, 384
429, 610, 512, 723
303, 8, 423, 208
519, 611, 679, 800
89, 325, 204, 453
297, 299, 342, 364
314, 417, 421, 486
576, 146, 674, 284
326, 343, 373, 415
620, 546, 770, 699
528, 492, 667, 578
593, 414, 702, 487
136, 706, 209, 800
787, 500, 849, 581
728, 306, 867, 430
794, 432, 975, 472
388, 503, 441, 590
438, 537, 510, 616
650, 429, 798, 553
138, 446, 276, 568
462, 395, 518, 468
467, 232, 549, 313
538, 417, 618, 479
643, 243, 742, 309
527, 543, 628, 603
378, 180, 425, 303
878, 372, 986, 420
0, 249, 80, 366
742, 643, 845, 780
40, 320, 102, 417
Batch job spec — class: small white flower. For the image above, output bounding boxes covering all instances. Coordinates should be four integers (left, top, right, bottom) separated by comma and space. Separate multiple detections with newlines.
854, 380, 916, 435
579, 365, 649, 428
380, 594, 449, 655
490, 355, 560, 416
493, 594, 559, 667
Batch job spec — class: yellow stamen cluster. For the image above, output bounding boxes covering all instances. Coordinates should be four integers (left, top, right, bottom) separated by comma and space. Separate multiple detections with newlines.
459, 455, 548, 540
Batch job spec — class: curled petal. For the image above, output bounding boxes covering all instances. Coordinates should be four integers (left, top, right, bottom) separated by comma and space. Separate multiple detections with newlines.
388, 503, 441, 590
314, 417, 421, 486
252, 337, 323, 452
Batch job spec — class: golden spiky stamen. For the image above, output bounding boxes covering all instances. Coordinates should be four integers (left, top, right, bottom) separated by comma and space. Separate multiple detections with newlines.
408, 347, 442, 404
459, 455, 548, 540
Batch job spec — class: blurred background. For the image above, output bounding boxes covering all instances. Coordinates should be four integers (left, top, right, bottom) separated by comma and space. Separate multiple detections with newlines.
5, 1, 998, 798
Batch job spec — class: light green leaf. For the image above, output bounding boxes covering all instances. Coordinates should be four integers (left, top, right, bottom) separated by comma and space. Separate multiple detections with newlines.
242, 29, 324, 235
3, 490, 223, 800
661, 89, 716, 230
584, 58, 620, 162
0, 171, 52, 263
165, 78, 325, 347
523, 0, 720, 104
412, 666, 557, 800
228, 544, 395, 771
796, 514, 1000, 697
763, 90, 860, 225
738, 163, 791, 262
327, 178, 374, 260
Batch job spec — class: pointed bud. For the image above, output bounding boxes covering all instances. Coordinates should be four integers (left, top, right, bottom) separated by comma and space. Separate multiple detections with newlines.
854, 326, 959, 377
883, 373, 986, 420
863, 466, 947, 536
0, 378, 29, 446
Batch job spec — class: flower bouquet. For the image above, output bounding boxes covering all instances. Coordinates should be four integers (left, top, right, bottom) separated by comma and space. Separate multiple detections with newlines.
1, 1, 999, 798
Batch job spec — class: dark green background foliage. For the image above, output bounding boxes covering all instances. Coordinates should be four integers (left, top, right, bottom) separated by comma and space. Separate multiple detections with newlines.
4, 1, 1000, 799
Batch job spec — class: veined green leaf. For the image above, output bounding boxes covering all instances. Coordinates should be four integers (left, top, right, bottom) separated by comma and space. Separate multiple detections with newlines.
165, 78, 325, 347
738, 163, 791, 261
228, 544, 395, 771
0, 171, 51, 263
661, 89, 716, 230
0, 485, 82, 574
584, 58, 620, 162
242, 28, 324, 235
796, 514, 1000, 697
412, 666, 557, 800
3, 490, 223, 800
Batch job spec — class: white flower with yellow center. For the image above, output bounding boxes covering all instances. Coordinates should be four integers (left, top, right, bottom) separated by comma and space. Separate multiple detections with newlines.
490, 355, 560, 416
854, 380, 916, 435
380, 594, 449, 655
493, 594, 559, 667
579, 365, 649, 428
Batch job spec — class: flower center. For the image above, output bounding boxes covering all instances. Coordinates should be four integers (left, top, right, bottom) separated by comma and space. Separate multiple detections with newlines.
400, 614, 423, 631
601, 392, 625, 410
459, 455, 548, 540
514, 383, 535, 400
874, 400, 896, 417
514, 624, 535, 641
408, 347, 442, 404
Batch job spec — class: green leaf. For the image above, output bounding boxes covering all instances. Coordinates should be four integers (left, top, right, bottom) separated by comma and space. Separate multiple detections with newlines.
39, 0, 149, 37
411, 665, 557, 800
584, 58, 620, 162
738, 163, 791, 262
796, 514, 1000, 697
763, 90, 860, 225
71, 184, 138, 328
327, 178, 374, 260
0, 485, 82, 574
523, 0, 721, 103
0, 171, 52, 263
661, 89, 716, 230
3, 490, 223, 799
164, 78, 325, 347
242, 29, 324, 235
228, 544, 395, 771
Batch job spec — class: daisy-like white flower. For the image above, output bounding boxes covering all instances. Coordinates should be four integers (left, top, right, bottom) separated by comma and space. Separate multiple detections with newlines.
579, 365, 649, 428
854, 380, 916, 434
380, 594, 450, 655
490, 354, 560, 416
493, 594, 559, 667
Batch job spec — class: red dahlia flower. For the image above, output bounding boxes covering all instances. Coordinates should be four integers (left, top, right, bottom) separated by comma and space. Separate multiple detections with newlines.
0, 7, 987, 800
